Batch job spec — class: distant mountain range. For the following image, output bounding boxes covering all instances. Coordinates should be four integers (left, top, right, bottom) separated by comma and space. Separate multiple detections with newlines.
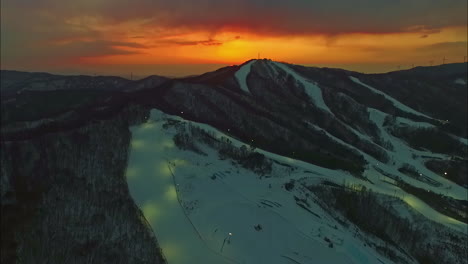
1, 61, 467, 264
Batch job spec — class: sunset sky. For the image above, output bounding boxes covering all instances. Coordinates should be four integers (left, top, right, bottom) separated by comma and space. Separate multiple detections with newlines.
1, 0, 467, 77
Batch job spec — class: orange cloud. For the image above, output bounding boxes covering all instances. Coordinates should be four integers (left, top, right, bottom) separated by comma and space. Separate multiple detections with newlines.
1, 0, 467, 76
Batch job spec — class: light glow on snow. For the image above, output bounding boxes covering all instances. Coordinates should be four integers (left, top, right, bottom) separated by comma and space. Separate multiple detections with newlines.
126, 167, 139, 179
157, 162, 172, 177
403, 196, 421, 210
141, 121, 156, 130
142, 201, 161, 224
165, 185, 178, 201
131, 139, 145, 149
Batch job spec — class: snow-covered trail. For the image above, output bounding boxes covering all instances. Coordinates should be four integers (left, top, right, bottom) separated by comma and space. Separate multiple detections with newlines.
141, 109, 466, 232
127, 121, 236, 264
310, 112, 465, 203
368, 108, 467, 198
272, 62, 332, 114
269, 63, 466, 159
127, 109, 400, 264
349, 76, 432, 119
269, 62, 387, 151
235, 60, 255, 94
298, 122, 467, 232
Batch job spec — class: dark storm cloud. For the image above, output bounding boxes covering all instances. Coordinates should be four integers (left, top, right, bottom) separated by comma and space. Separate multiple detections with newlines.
1, 0, 466, 71
2, 0, 467, 35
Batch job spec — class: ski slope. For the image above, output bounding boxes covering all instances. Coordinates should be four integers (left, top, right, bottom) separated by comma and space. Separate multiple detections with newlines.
308, 112, 467, 218
272, 62, 331, 113
127, 109, 402, 264
235, 60, 256, 94
127, 121, 232, 264
349, 76, 431, 119
126, 109, 467, 264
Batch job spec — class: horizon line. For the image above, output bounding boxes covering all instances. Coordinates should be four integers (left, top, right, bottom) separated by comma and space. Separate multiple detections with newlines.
1, 60, 467, 79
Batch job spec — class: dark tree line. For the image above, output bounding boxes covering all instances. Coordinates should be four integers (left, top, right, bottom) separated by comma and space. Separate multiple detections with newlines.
309, 184, 467, 264
386, 121, 467, 157
172, 122, 273, 175
425, 159, 468, 187
396, 181, 468, 224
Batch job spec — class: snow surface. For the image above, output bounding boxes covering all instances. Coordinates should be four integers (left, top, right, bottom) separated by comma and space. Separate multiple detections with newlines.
346, 76, 466, 146
235, 60, 256, 94
272, 62, 331, 113
349, 76, 431, 119
127, 109, 405, 264
306, 114, 467, 232
186, 108, 465, 225
127, 109, 466, 264
367, 108, 467, 200
267, 62, 384, 151
454, 78, 466, 85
